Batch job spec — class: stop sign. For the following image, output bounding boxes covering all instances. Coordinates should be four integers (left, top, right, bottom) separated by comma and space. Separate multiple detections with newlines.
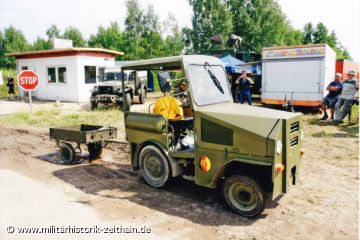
18, 70, 39, 91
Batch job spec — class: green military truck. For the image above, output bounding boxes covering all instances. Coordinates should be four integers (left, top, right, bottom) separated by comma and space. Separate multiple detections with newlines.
90, 67, 148, 110
120, 55, 304, 217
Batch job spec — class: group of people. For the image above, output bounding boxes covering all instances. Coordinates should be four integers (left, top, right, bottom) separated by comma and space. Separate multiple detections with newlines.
230, 70, 254, 105
320, 70, 359, 125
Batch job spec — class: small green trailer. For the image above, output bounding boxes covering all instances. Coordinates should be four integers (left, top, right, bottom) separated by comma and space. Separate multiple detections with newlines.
49, 124, 117, 163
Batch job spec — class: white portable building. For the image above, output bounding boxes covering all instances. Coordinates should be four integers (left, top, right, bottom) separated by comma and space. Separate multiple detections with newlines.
7, 48, 123, 102
261, 44, 336, 107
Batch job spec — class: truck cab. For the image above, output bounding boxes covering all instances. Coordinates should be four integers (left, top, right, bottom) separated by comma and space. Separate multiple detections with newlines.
90, 67, 147, 110
121, 55, 304, 217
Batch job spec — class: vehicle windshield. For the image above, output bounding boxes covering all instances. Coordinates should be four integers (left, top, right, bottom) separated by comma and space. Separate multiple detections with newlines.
103, 72, 125, 81
187, 64, 231, 106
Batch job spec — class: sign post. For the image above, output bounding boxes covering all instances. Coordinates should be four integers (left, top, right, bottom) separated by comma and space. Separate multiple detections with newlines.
17, 70, 39, 114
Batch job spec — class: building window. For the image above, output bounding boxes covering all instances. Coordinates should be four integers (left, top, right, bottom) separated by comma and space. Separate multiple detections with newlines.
85, 66, 96, 84
47, 67, 56, 83
58, 67, 67, 83
47, 66, 67, 84
21, 66, 28, 70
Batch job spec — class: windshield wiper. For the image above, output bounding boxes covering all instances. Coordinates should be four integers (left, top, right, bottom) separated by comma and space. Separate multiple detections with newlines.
203, 62, 224, 94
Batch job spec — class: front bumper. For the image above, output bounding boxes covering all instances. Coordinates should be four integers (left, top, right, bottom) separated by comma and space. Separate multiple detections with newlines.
90, 94, 123, 104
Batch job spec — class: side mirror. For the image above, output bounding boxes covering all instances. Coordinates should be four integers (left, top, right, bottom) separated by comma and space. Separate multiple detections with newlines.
157, 71, 171, 93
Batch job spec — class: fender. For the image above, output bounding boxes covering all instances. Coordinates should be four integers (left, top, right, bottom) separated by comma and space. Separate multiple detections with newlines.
209, 158, 272, 188
133, 140, 184, 177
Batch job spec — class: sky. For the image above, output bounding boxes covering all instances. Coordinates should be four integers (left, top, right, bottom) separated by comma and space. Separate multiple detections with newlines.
0, 0, 359, 62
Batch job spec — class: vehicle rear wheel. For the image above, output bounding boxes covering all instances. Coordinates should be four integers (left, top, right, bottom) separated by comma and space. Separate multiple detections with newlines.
139, 87, 147, 104
87, 142, 102, 160
59, 143, 75, 164
223, 175, 266, 218
139, 145, 171, 188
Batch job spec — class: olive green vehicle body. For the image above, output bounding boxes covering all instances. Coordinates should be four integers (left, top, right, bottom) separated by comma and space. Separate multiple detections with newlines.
49, 124, 117, 144
121, 55, 303, 200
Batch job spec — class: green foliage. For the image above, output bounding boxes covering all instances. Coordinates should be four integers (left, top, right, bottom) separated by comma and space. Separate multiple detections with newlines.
88, 22, 123, 51
46, 24, 61, 39
302, 22, 352, 60
0, 26, 30, 69
62, 27, 86, 47
32, 37, 52, 51
0, 68, 18, 98
188, 0, 233, 52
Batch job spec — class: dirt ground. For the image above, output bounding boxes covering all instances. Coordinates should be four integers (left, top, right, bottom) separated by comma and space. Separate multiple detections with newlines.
0, 108, 358, 239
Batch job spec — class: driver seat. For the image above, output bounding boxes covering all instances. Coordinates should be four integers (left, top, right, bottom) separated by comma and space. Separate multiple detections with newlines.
153, 96, 184, 120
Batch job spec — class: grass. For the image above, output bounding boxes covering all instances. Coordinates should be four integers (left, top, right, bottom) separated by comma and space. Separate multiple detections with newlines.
0, 68, 18, 99
0, 108, 124, 129
307, 105, 359, 138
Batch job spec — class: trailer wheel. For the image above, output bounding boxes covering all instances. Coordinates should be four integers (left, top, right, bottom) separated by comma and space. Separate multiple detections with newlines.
88, 142, 102, 160
223, 175, 266, 218
59, 143, 75, 164
139, 145, 171, 188
139, 87, 147, 104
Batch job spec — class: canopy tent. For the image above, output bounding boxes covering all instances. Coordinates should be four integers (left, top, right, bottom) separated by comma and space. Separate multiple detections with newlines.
220, 55, 261, 75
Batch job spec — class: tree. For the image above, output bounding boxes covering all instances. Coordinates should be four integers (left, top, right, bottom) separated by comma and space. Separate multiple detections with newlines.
62, 27, 86, 47
313, 22, 328, 44
46, 24, 61, 39
88, 22, 124, 51
227, 0, 293, 51
1, 26, 30, 68
32, 37, 52, 50
302, 23, 314, 44
163, 14, 184, 56
188, 0, 233, 52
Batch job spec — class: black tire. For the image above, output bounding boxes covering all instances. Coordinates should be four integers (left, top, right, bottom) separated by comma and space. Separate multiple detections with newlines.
90, 102, 97, 110
223, 175, 267, 218
122, 93, 131, 111
139, 145, 171, 188
87, 142, 102, 160
59, 143, 75, 164
139, 87, 147, 104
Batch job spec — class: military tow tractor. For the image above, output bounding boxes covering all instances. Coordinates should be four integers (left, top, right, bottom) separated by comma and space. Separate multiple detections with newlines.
120, 55, 304, 217
90, 68, 148, 111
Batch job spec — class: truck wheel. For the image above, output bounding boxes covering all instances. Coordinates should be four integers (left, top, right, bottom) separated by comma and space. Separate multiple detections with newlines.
88, 142, 102, 160
223, 175, 266, 218
90, 102, 97, 110
122, 93, 131, 111
59, 143, 75, 164
139, 145, 171, 188
139, 87, 147, 104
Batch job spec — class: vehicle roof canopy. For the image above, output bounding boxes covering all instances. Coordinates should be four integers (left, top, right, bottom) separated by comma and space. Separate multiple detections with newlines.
120, 55, 224, 71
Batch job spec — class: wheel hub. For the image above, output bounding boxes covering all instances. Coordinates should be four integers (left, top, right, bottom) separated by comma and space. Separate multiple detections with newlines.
229, 182, 257, 211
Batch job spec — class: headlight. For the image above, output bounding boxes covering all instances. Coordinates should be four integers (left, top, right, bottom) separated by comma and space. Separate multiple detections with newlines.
300, 130, 304, 140
276, 140, 282, 155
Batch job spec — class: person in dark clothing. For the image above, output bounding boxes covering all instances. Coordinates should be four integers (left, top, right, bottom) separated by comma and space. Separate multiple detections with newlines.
6, 75, 15, 99
235, 70, 254, 105
320, 73, 343, 121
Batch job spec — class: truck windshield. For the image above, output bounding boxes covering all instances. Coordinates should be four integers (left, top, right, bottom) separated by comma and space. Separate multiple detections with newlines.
103, 72, 124, 81
187, 64, 231, 106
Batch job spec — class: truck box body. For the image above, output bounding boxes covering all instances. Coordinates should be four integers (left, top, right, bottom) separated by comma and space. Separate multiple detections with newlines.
336, 59, 359, 80
261, 44, 336, 107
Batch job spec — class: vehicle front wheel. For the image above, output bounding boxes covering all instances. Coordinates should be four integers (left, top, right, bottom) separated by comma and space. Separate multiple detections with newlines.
122, 93, 131, 111
139, 145, 171, 188
223, 175, 266, 218
139, 87, 147, 104
90, 102, 97, 110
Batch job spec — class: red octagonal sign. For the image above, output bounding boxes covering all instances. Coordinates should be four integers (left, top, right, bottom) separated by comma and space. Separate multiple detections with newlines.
18, 70, 39, 91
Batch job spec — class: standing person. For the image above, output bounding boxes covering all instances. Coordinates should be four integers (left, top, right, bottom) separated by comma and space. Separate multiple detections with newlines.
236, 70, 254, 105
320, 73, 343, 121
334, 70, 359, 125
6, 75, 15, 99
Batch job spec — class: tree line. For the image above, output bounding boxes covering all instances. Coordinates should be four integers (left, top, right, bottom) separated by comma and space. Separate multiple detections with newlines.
0, 0, 352, 69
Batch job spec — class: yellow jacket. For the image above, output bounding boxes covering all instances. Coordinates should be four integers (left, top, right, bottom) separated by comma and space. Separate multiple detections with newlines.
153, 96, 184, 120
